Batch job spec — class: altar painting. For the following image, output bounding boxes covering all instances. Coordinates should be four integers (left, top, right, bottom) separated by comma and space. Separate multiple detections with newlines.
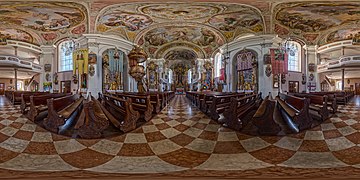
102, 49, 125, 91
236, 50, 258, 92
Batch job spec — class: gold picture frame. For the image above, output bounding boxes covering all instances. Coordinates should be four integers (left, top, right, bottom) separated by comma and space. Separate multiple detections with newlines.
273, 74, 279, 88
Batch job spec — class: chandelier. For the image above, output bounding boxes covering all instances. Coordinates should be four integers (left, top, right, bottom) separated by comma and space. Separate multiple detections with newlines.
280, 37, 295, 55
61, 38, 78, 56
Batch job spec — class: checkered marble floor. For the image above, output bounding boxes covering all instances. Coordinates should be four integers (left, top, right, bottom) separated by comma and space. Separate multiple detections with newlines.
1, 95, 360, 178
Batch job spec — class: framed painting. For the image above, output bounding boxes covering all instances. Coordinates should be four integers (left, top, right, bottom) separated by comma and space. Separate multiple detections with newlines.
273, 74, 279, 88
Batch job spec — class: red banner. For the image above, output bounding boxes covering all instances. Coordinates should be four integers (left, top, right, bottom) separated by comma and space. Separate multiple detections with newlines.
270, 48, 288, 75
220, 68, 225, 81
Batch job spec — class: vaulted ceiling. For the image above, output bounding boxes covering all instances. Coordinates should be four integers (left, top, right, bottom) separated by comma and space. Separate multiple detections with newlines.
0, 0, 359, 59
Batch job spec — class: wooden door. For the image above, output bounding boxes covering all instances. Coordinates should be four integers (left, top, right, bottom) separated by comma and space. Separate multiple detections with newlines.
0, 83, 4, 95
355, 83, 360, 95
60, 81, 71, 93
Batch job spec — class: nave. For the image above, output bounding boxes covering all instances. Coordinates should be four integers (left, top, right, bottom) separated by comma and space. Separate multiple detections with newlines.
1, 95, 360, 179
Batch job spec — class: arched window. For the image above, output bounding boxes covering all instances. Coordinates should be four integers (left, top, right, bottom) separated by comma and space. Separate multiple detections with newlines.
188, 70, 192, 84
17, 81, 23, 91
168, 69, 173, 84
58, 40, 74, 72
214, 53, 222, 78
287, 41, 301, 72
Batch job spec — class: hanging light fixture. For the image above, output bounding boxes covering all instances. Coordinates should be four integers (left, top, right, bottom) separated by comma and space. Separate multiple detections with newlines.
113, 47, 120, 60
61, 37, 78, 56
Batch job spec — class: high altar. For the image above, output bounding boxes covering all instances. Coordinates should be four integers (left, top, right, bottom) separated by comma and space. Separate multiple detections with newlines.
102, 48, 125, 92
172, 64, 189, 94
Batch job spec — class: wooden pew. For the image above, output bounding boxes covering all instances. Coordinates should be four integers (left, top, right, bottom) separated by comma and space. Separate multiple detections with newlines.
28, 93, 71, 121
99, 93, 140, 133
252, 96, 281, 135
4, 91, 13, 101
12, 91, 31, 104
222, 94, 261, 130
276, 93, 313, 132
123, 92, 161, 114
202, 92, 245, 114
112, 93, 153, 121
76, 96, 110, 139
20, 92, 51, 114
43, 94, 84, 133
308, 92, 337, 113
291, 93, 329, 121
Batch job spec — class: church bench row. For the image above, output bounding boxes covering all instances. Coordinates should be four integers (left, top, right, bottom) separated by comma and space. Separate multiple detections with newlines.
186, 91, 262, 128
276, 93, 313, 133
252, 96, 281, 135
6, 91, 49, 105
43, 94, 84, 133
99, 94, 140, 133
115, 91, 174, 116
289, 93, 330, 121
112, 93, 153, 121
20, 93, 69, 115
75, 96, 110, 139
307, 92, 337, 113
200, 92, 245, 113
207, 93, 249, 120
185, 91, 237, 109
310, 91, 353, 105
4, 91, 12, 101
222, 93, 262, 131
118, 92, 160, 114
27, 93, 71, 121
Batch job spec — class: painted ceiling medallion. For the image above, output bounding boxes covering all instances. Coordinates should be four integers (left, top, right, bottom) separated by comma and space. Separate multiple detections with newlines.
98, 12, 153, 31
164, 49, 197, 61
208, 11, 263, 32
143, 26, 223, 47
276, 2, 360, 33
326, 28, 360, 43
0, 2, 85, 32
0, 28, 35, 44
138, 4, 224, 20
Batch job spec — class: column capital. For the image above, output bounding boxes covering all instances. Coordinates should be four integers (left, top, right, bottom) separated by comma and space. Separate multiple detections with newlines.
40, 45, 56, 55
303, 45, 317, 51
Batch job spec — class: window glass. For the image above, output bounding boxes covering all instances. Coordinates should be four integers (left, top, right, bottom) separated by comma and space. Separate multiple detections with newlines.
58, 41, 74, 72
287, 41, 301, 72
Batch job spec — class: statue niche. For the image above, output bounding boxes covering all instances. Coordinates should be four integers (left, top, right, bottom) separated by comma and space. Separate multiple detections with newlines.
102, 48, 125, 92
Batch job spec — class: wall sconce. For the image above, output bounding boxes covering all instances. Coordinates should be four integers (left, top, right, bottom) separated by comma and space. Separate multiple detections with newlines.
302, 74, 306, 85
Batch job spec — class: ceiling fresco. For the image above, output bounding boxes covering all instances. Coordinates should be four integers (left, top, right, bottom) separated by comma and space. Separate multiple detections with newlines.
0, 2, 87, 45
164, 49, 197, 61
1, 1, 359, 49
0, 28, 38, 44
274, 2, 360, 45
326, 28, 360, 44
97, 12, 153, 32
96, 2, 263, 58
138, 4, 224, 20
275, 2, 360, 33
136, 25, 225, 58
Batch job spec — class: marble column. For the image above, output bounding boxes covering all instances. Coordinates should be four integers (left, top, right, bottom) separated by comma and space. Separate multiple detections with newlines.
39, 45, 56, 92
315, 48, 321, 91
14, 68, 17, 91
304, 45, 316, 93
14, 46, 18, 56
86, 41, 102, 98
342, 68, 345, 91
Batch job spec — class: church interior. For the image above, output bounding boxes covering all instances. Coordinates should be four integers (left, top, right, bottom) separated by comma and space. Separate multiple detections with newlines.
1, 0, 360, 179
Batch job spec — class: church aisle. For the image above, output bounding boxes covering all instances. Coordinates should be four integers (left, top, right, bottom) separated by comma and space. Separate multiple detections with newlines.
1, 95, 360, 178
